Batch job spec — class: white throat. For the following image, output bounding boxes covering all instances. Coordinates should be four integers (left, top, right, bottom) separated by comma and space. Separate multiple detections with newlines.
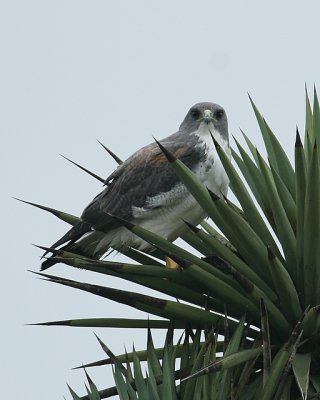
194, 121, 229, 154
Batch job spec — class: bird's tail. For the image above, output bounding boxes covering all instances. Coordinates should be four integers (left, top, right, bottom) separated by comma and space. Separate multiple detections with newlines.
41, 221, 94, 270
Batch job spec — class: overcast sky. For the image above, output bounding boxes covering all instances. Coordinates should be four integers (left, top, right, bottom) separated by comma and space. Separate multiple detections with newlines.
3, 1, 320, 399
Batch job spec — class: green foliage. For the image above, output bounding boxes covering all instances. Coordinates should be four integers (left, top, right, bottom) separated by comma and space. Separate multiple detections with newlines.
27, 89, 320, 399
75, 325, 262, 400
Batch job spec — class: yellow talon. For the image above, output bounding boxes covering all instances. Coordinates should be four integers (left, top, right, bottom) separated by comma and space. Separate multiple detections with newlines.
165, 256, 180, 269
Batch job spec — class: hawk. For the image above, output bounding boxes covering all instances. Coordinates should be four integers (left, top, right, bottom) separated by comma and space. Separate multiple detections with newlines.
42, 102, 230, 270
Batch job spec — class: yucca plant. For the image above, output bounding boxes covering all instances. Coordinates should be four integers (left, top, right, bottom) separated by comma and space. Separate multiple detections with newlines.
24, 88, 320, 399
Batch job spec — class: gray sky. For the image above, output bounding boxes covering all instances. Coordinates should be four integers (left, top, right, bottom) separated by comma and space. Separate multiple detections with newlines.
3, 1, 320, 399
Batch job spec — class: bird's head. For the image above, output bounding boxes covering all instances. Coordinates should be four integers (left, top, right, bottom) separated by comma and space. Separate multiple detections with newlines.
179, 102, 228, 140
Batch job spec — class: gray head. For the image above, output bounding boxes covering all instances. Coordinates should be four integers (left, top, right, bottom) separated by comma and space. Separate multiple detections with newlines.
179, 102, 228, 140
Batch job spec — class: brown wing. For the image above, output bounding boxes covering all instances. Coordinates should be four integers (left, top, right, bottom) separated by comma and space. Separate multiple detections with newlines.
81, 133, 204, 230
43, 132, 205, 257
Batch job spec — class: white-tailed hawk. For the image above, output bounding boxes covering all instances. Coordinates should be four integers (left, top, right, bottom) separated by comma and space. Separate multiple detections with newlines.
42, 102, 230, 269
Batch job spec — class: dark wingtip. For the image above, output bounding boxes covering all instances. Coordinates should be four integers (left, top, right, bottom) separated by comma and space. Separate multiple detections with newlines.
41, 258, 59, 270
41, 255, 76, 270
43, 256, 77, 269
32, 244, 62, 269
153, 137, 176, 162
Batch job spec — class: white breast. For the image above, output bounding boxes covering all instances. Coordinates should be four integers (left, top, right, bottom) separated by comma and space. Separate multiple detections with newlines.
130, 123, 230, 241
192, 123, 230, 196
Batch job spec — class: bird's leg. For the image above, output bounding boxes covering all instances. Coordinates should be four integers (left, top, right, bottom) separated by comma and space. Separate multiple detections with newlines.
165, 256, 180, 270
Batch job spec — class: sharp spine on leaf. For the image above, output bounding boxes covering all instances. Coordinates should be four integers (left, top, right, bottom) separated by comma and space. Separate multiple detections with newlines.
154, 137, 176, 162
97, 139, 123, 165
60, 154, 105, 183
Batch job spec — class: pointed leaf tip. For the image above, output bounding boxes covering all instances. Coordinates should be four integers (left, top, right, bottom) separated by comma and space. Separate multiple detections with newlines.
60, 154, 105, 183
32, 243, 60, 254
295, 127, 303, 147
153, 137, 176, 162
232, 133, 240, 146
97, 139, 124, 165
210, 131, 220, 148
267, 246, 275, 260
183, 219, 200, 233
207, 188, 220, 201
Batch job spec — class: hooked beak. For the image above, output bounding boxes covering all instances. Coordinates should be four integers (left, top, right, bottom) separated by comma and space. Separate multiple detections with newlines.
203, 109, 214, 124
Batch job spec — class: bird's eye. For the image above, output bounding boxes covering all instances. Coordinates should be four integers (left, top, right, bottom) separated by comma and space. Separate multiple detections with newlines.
190, 109, 201, 119
214, 109, 224, 120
